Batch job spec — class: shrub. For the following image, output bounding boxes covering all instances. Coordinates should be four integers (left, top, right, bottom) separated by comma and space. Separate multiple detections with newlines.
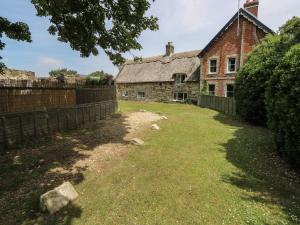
86, 71, 113, 86
235, 17, 300, 126
265, 44, 300, 168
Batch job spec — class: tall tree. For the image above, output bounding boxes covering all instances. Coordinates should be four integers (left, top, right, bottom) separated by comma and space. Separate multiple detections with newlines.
0, 17, 31, 73
0, 0, 158, 72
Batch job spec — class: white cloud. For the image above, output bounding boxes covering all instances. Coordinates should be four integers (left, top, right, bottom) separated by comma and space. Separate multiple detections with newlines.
37, 56, 63, 67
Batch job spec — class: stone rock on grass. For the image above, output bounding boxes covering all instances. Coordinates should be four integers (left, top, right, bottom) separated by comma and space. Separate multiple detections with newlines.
151, 124, 160, 130
40, 182, 78, 214
161, 116, 168, 120
130, 138, 145, 146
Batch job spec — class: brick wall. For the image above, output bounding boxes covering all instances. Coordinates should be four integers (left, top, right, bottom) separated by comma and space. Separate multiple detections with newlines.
117, 82, 199, 103
200, 16, 267, 97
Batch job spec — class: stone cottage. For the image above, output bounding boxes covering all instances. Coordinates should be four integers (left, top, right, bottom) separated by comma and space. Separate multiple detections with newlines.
199, 0, 273, 97
116, 0, 273, 101
115, 43, 201, 103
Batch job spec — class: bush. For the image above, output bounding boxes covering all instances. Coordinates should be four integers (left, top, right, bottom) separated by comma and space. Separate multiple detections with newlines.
236, 35, 294, 125
235, 17, 300, 126
86, 71, 113, 86
265, 44, 300, 168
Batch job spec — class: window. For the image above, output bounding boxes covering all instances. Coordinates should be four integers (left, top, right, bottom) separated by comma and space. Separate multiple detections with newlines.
173, 92, 188, 102
227, 57, 237, 73
137, 92, 145, 99
226, 84, 234, 97
122, 91, 128, 98
209, 59, 218, 74
175, 74, 186, 85
208, 84, 216, 96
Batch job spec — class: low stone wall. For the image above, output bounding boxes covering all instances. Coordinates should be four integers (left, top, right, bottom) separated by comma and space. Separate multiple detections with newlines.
0, 100, 118, 151
117, 82, 199, 103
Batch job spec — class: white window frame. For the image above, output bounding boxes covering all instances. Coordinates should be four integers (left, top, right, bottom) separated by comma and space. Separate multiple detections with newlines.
209, 58, 218, 75
225, 84, 234, 98
208, 84, 216, 96
137, 91, 145, 99
227, 57, 237, 74
175, 74, 186, 85
173, 92, 188, 102
122, 91, 129, 98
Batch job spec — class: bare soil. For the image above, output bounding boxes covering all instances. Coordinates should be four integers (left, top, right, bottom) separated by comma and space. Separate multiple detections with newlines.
0, 111, 162, 225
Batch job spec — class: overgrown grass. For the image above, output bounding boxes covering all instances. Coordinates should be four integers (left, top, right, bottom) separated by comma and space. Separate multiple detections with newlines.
2, 101, 300, 225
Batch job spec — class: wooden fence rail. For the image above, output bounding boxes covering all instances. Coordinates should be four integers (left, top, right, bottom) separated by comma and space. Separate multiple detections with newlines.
0, 86, 116, 113
199, 95, 236, 116
0, 100, 118, 151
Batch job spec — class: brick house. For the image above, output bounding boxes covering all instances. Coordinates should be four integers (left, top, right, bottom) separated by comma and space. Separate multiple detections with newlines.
116, 0, 273, 101
115, 43, 201, 103
199, 0, 273, 97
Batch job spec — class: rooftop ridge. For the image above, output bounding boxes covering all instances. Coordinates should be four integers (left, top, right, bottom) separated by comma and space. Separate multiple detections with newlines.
124, 49, 201, 65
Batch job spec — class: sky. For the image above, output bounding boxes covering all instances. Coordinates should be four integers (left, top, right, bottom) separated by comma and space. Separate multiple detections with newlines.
1, 0, 299, 77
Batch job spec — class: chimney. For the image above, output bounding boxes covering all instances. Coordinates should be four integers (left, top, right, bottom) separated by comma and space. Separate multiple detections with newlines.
166, 42, 174, 56
244, 0, 259, 17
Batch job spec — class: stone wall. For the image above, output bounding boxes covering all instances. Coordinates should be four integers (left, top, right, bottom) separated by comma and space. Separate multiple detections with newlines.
117, 82, 199, 103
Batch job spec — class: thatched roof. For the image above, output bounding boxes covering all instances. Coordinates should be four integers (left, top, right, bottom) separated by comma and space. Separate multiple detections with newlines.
0, 69, 36, 80
115, 50, 201, 84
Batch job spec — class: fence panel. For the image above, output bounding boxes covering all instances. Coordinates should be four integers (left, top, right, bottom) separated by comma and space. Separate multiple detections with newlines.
76, 87, 116, 104
199, 95, 236, 116
0, 100, 117, 151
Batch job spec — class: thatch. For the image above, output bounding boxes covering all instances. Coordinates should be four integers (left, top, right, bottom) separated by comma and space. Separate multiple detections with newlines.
0, 69, 36, 80
115, 50, 201, 84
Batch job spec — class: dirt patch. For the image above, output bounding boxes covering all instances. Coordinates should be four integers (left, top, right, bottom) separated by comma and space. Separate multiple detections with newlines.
0, 111, 163, 225
73, 111, 162, 172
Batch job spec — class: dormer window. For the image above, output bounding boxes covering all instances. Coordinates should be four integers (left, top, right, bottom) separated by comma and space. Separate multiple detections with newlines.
175, 74, 186, 85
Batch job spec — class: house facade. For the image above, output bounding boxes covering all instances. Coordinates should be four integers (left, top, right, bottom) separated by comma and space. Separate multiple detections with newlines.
199, 0, 273, 97
116, 0, 272, 101
116, 44, 201, 103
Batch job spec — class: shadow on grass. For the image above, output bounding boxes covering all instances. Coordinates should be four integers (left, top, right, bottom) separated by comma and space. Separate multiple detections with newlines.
214, 113, 300, 224
0, 113, 130, 225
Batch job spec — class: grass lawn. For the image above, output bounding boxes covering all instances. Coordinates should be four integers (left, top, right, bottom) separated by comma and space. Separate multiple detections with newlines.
1, 101, 300, 225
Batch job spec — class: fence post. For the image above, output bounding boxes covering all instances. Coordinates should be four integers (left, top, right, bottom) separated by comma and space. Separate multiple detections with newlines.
1, 116, 8, 149
19, 115, 24, 144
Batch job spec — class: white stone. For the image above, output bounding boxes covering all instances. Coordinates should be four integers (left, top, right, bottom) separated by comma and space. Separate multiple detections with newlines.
130, 138, 145, 146
161, 116, 168, 120
40, 182, 79, 214
151, 124, 160, 130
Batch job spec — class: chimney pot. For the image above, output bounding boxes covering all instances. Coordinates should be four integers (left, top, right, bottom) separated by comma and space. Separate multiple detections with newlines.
166, 42, 174, 56
244, 0, 259, 17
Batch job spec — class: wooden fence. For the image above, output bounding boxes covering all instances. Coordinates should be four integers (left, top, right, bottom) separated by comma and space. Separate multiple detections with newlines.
199, 95, 236, 116
76, 87, 116, 104
0, 100, 118, 151
0, 86, 116, 113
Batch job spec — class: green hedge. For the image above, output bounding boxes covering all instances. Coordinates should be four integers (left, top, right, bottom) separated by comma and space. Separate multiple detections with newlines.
265, 44, 300, 168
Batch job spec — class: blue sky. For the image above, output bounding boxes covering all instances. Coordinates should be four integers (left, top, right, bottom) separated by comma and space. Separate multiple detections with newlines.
1, 0, 299, 77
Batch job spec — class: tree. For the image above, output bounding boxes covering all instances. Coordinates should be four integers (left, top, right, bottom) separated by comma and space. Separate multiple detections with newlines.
49, 68, 79, 83
0, 17, 31, 73
49, 68, 79, 78
0, 0, 158, 72
265, 44, 300, 169
235, 17, 300, 125
86, 70, 113, 86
